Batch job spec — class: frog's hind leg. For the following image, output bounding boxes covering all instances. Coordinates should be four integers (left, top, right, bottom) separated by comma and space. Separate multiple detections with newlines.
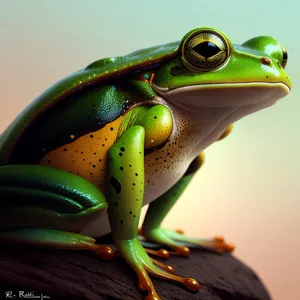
0, 164, 113, 260
0, 228, 113, 260
141, 152, 234, 256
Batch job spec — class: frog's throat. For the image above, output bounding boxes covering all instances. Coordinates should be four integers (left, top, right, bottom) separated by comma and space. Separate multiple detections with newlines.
151, 82, 290, 109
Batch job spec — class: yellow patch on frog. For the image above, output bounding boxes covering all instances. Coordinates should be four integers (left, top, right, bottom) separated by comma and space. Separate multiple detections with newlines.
144, 122, 172, 149
40, 116, 124, 192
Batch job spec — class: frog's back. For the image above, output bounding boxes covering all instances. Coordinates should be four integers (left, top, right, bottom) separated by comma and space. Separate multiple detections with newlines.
0, 41, 179, 166
0, 41, 179, 192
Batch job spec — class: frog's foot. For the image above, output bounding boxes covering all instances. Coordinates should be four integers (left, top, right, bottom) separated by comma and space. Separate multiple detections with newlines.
164, 229, 235, 254
0, 227, 114, 260
142, 227, 235, 256
115, 236, 199, 300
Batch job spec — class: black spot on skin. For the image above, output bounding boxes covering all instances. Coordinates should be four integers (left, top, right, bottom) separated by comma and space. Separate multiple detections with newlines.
47, 160, 51, 163
102, 144, 105, 147
120, 166, 124, 171
90, 134, 94, 138
110, 176, 121, 194
93, 165, 96, 168
133, 215, 136, 218
129, 164, 132, 167
110, 127, 114, 131
63, 148, 67, 151
120, 220, 123, 224
114, 202, 118, 207
133, 183, 135, 186
120, 147, 125, 152
119, 153, 123, 156
130, 211, 132, 214
81, 151, 84, 154
154, 116, 157, 119
99, 159, 102, 162
135, 173, 138, 176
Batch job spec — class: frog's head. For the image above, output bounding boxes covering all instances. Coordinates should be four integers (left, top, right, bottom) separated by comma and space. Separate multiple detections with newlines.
151, 27, 291, 112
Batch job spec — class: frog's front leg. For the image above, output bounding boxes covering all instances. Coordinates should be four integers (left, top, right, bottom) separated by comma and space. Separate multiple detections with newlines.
0, 165, 113, 260
141, 152, 234, 256
108, 126, 199, 300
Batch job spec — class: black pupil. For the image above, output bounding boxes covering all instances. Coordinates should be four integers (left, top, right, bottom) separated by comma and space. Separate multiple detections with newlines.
192, 41, 220, 58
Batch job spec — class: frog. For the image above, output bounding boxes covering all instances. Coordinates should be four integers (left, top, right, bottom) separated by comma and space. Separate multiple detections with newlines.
0, 27, 291, 300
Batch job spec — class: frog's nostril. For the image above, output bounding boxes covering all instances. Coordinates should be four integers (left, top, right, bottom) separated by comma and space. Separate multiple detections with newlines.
261, 57, 271, 66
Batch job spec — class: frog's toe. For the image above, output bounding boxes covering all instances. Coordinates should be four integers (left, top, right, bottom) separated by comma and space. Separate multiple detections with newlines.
145, 263, 200, 293
150, 257, 174, 274
145, 248, 170, 259
168, 245, 191, 256
197, 238, 235, 254
141, 227, 193, 257
92, 244, 115, 260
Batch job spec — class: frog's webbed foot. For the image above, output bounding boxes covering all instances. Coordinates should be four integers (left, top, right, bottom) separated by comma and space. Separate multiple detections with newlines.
115, 237, 199, 300
165, 229, 235, 254
141, 227, 235, 256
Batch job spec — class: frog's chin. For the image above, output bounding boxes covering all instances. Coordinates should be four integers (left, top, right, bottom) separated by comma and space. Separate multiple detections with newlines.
152, 82, 290, 111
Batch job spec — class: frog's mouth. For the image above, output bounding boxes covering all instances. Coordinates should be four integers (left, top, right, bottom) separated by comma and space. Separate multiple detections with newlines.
151, 82, 290, 111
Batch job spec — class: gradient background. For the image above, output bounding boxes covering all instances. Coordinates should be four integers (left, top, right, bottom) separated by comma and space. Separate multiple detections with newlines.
0, 1, 299, 299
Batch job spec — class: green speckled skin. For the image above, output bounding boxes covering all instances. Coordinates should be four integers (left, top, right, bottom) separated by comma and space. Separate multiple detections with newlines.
108, 126, 145, 240
0, 27, 292, 300
0, 42, 178, 165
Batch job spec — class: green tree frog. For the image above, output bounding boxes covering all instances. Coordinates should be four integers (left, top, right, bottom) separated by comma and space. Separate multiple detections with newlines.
0, 27, 291, 300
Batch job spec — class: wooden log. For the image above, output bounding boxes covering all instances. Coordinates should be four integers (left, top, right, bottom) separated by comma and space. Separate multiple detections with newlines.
0, 241, 271, 300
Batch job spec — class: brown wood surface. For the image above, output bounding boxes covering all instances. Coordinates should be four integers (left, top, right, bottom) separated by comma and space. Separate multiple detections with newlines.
0, 243, 271, 300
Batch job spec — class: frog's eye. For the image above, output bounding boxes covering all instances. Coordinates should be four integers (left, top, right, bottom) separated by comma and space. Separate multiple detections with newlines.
281, 44, 288, 69
181, 30, 230, 71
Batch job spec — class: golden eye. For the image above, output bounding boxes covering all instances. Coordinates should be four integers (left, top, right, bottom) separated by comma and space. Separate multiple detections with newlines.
181, 30, 230, 71
281, 44, 288, 69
